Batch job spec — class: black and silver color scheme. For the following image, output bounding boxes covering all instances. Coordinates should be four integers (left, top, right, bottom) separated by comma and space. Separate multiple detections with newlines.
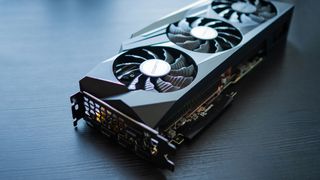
70, 0, 294, 171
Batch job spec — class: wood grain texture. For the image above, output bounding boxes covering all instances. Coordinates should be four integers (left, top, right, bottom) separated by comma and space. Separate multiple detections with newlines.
0, 0, 319, 179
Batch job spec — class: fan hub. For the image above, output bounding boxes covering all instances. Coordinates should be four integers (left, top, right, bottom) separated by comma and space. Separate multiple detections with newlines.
139, 59, 171, 77
231, 2, 257, 14
190, 26, 218, 40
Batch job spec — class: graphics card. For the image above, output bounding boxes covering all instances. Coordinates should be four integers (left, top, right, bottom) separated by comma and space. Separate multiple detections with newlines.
70, 0, 294, 171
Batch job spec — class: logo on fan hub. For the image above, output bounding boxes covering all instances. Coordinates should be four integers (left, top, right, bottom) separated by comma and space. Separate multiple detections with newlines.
139, 59, 171, 77
190, 26, 218, 40
231, 2, 257, 14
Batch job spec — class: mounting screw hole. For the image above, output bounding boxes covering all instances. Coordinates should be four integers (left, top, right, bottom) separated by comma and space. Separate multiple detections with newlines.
75, 104, 79, 110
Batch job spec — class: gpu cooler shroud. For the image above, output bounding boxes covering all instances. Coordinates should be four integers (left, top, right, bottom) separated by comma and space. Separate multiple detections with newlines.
70, 0, 294, 171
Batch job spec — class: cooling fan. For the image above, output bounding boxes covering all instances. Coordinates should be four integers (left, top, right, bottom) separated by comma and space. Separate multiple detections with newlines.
167, 17, 242, 53
113, 46, 197, 93
211, 0, 277, 24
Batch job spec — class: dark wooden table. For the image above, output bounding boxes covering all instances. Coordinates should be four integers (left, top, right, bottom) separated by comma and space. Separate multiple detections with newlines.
1, 0, 319, 179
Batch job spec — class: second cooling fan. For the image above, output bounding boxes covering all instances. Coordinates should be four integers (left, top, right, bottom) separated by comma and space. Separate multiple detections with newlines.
113, 46, 197, 93
167, 17, 242, 53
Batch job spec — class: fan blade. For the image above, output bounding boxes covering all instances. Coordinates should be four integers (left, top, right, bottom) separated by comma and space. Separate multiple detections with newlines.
125, 54, 148, 62
163, 49, 175, 64
170, 65, 195, 77
115, 62, 141, 67
170, 55, 187, 70
218, 9, 231, 17
162, 75, 193, 88
238, 13, 257, 24
223, 9, 235, 20
127, 74, 142, 90
142, 49, 158, 59
229, 11, 240, 22
214, 26, 238, 32
194, 40, 210, 53
248, 13, 265, 23
117, 68, 140, 79
218, 32, 241, 45
176, 40, 201, 50
214, 5, 231, 14
216, 27, 241, 37
213, 39, 223, 53
191, 18, 203, 27
167, 33, 194, 43
144, 77, 155, 91
204, 20, 223, 27
177, 19, 191, 32
168, 24, 190, 35
211, 4, 229, 10
218, 31, 241, 39
115, 64, 138, 74
155, 78, 180, 92
215, 36, 233, 50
